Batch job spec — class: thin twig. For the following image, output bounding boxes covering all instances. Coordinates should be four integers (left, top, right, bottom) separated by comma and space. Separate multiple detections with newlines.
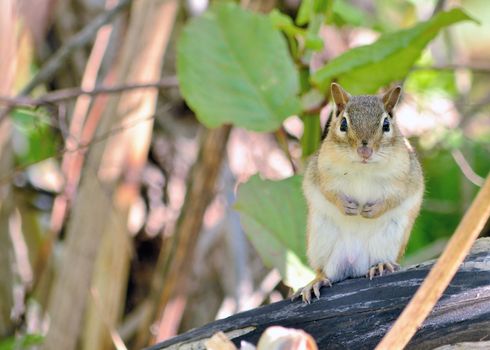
463, 93, 490, 119
21, 0, 131, 96
0, 113, 158, 185
451, 149, 485, 187
0, 77, 178, 108
0, 0, 132, 122
62, 115, 156, 154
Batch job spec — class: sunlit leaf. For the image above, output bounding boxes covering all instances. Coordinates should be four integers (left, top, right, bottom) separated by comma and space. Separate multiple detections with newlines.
177, 3, 301, 132
405, 52, 457, 97
312, 8, 476, 94
11, 108, 58, 165
235, 175, 313, 289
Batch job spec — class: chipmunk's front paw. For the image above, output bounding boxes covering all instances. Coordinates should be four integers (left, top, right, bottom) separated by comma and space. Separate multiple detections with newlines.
291, 272, 332, 304
361, 199, 383, 218
340, 194, 360, 216
366, 262, 400, 280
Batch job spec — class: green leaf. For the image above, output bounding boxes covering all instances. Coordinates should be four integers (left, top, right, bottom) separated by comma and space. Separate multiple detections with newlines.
312, 8, 476, 94
177, 3, 301, 132
296, 0, 334, 25
296, 0, 331, 26
305, 32, 324, 51
235, 175, 313, 289
441, 129, 465, 150
0, 334, 44, 350
330, 0, 367, 27
406, 69, 457, 97
12, 107, 59, 165
296, 0, 313, 26
301, 113, 321, 158
405, 52, 457, 97
269, 9, 305, 36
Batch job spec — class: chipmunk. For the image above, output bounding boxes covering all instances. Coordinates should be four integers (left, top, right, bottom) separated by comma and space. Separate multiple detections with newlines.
293, 83, 424, 303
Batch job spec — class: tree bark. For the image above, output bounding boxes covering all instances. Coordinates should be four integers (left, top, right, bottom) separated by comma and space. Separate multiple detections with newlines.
149, 238, 490, 350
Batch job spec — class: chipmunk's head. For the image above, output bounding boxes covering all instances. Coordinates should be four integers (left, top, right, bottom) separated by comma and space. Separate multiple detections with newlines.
324, 82, 402, 165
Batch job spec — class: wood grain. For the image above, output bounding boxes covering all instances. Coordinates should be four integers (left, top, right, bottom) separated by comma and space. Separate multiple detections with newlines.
376, 175, 490, 350
148, 238, 490, 350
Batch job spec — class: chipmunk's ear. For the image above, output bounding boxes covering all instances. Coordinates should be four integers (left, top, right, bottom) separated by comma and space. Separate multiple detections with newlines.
382, 86, 402, 114
331, 83, 350, 114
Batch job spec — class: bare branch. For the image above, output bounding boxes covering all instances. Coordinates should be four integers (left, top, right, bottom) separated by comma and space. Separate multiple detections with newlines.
451, 149, 485, 187
20, 0, 131, 97
0, 113, 158, 186
0, 77, 178, 108
463, 93, 490, 119
0, 0, 131, 122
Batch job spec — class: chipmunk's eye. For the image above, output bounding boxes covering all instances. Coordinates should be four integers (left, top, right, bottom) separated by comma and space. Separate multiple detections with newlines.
340, 118, 348, 132
382, 118, 390, 132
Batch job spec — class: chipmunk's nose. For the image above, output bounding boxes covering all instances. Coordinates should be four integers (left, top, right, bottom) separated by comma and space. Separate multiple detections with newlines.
357, 145, 373, 160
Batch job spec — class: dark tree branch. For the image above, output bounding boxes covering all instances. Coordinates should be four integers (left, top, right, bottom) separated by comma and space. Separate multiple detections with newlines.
149, 238, 490, 350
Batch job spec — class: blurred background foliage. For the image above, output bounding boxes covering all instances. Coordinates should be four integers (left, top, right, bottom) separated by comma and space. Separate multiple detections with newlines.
0, 0, 488, 349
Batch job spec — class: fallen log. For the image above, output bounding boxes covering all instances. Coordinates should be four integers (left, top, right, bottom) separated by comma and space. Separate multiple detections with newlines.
149, 238, 490, 350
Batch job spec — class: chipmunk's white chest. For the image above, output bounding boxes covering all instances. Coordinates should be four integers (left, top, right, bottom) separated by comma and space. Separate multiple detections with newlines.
304, 172, 419, 282
329, 161, 401, 204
